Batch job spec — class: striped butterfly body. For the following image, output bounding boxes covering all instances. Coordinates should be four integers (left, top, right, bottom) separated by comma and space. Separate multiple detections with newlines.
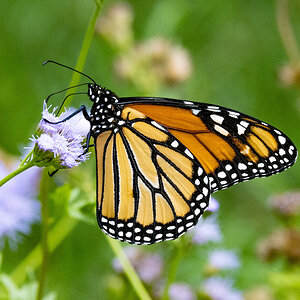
86, 84, 297, 245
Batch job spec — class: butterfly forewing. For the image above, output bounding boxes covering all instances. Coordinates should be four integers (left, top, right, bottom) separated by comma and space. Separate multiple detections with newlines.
119, 99, 297, 193
95, 107, 210, 245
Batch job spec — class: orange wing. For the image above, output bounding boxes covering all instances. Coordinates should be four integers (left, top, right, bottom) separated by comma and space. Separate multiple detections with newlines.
95, 107, 210, 245
124, 102, 297, 193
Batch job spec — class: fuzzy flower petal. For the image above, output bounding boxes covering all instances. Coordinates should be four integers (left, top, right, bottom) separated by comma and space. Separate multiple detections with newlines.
30, 102, 90, 169
36, 134, 56, 152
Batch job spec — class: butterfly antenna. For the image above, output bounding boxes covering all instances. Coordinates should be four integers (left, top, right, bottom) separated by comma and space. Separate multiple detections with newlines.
56, 92, 86, 116
43, 60, 96, 84
45, 83, 89, 103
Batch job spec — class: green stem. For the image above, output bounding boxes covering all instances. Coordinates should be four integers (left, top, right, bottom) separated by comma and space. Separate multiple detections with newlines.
276, 0, 300, 63
20, 150, 34, 166
0, 162, 34, 187
162, 240, 186, 300
10, 216, 77, 285
65, 0, 103, 108
36, 169, 50, 300
105, 236, 152, 300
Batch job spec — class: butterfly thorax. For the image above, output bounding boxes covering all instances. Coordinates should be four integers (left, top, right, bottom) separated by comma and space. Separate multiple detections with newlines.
88, 84, 122, 137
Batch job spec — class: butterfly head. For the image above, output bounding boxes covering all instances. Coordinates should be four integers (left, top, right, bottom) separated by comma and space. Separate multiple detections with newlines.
87, 83, 117, 102
88, 83, 103, 102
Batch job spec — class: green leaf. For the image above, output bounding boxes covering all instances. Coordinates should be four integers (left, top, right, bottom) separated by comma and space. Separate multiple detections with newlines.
0, 274, 57, 300
68, 188, 95, 224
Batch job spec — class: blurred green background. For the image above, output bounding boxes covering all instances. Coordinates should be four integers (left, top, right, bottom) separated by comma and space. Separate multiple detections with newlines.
1, 0, 300, 299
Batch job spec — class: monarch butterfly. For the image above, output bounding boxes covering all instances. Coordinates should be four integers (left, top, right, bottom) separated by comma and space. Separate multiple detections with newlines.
44, 61, 297, 245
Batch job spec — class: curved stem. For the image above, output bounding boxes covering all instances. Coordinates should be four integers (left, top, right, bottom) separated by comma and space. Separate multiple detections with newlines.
276, 0, 300, 63
105, 236, 152, 300
36, 169, 50, 300
0, 162, 34, 187
65, 0, 103, 108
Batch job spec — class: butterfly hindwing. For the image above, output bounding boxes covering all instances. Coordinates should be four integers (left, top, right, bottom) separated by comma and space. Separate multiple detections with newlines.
95, 106, 210, 245
118, 97, 297, 193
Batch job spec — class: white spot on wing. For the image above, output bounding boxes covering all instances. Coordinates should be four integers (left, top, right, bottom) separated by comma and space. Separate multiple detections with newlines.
210, 114, 224, 124
278, 136, 286, 145
225, 164, 232, 171
279, 149, 286, 156
214, 125, 229, 136
240, 121, 249, 128
184, 101, 194, 105
218, 171, 226, 178
228, 111, 240, 116
185, 149, 194, 158
151, 121, 167, 131
237, 124, 246, 135
171, 140, 179, 147
238, 163, 247, 170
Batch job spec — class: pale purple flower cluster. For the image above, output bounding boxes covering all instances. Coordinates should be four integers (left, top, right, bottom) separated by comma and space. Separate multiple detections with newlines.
190, 197, 222, 245
203, 277, 243, 300
191, 215, 222, 245
208, 249, 240, 270
169, 283, 197, 300
31, 102, 90, 169
113, 246, 163, 284
0, 163, 40, 248
207, 197, 220, 212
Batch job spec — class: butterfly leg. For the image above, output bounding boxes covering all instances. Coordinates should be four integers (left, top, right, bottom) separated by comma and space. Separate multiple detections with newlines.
81, 131, 94, 155
48, 169, 59, 177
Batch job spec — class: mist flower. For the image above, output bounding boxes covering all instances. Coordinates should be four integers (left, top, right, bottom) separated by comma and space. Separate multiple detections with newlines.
169, 283, 197, 300
208, 249, 240, 270
0, 162, 40, 248
113, 246, 163, 283
202, 277, 243, 300
29, 102, 90, 169
191, 215, 222, 245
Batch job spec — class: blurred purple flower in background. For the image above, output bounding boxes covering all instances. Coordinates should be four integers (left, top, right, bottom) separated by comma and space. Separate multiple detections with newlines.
191, 215, 222, 245
207, 197, 219, 212
208, 249, 240, 270
30, 102, 90, 169
113, 246, 163, 284
203, 277, 243, 300
0, 162, 41, 248
169, 283, 197, 300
